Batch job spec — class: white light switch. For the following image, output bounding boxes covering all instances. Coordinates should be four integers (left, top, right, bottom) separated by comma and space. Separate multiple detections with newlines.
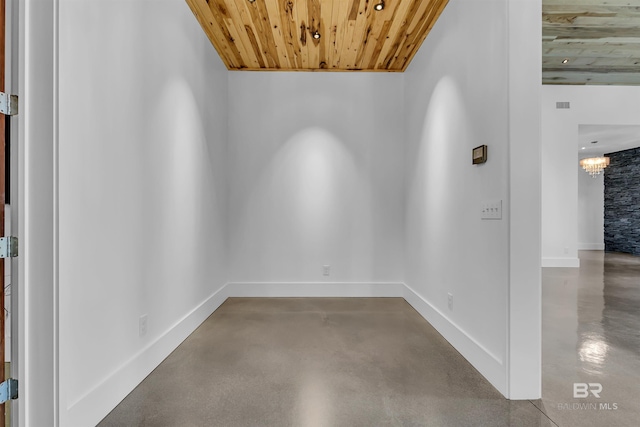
481, 200, 502, 220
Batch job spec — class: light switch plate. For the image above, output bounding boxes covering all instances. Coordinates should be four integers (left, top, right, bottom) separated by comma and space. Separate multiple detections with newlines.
481, 200, 502, 220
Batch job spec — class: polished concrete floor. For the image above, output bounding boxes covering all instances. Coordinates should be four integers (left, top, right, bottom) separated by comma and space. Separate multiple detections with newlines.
99, 251, 639, 426
537, 250, 640, 427
99, 298, 552, 426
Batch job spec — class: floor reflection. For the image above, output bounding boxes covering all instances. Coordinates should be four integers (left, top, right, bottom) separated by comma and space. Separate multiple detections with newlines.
540, 250, 640, 427
601, 252, 640, 354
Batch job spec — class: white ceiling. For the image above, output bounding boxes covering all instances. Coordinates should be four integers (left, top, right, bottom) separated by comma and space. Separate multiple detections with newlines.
578, 124, 640, 157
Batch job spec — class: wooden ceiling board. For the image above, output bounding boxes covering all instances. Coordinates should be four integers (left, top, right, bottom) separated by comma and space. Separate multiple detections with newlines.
186, 0, 449, 71
543, 0, 640, 85
395, 0, 444, 69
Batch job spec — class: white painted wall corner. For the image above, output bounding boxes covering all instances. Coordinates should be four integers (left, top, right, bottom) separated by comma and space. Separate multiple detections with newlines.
64, 283, 229, 427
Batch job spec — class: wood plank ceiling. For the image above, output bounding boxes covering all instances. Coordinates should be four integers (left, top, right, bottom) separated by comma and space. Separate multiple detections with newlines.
185, 0, 449, 71
543, 0, 640, 85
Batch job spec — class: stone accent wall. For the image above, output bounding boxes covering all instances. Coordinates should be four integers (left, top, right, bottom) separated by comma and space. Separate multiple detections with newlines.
604, 147, 640, 255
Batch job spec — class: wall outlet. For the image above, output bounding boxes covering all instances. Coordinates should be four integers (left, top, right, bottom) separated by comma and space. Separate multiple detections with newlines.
447, 293, 454, 311
564, 247, 569, 255
323, 265, 330, 276
139, 314, 148, 337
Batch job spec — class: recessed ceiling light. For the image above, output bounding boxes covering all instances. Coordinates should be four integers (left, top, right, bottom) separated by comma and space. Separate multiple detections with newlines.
375, 1, 385, 11
581, 147, 586, 150
312, 31, 321, 39
562, 58, 569, 64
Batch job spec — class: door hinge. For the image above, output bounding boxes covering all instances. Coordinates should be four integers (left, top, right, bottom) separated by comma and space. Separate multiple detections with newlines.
0, 379, 18, 404
0, 237, 18, 258
0, 92, 18, 116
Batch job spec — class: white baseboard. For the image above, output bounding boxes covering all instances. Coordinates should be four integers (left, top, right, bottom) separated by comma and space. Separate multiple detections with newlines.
578, 243, 604, 251
541, 257, 580, 268
402, 285, 506, 396
74, 281, 513, 425
64, 283, 230, 427
227, 282, 404, 297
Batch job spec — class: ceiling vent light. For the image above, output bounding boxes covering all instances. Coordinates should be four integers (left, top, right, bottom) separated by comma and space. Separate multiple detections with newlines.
313, 31, 321, 39
562, 58, 569, 64
375, 1, 385, 11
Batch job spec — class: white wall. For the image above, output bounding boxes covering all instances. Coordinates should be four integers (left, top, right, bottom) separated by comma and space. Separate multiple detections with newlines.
403, 0, 541, 398
507, 0, 542, 399
227, 73, 404, 286
57, 1, 229, 426
404, 0, 510, 395
578, 161, 604, 250
542, 85, 640, 266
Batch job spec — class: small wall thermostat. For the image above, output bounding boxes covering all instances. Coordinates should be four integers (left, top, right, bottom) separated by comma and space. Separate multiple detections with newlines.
472, 145, 488, 165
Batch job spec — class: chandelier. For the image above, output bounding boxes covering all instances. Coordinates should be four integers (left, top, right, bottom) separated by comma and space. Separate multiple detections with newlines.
579, 157, 610, 177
